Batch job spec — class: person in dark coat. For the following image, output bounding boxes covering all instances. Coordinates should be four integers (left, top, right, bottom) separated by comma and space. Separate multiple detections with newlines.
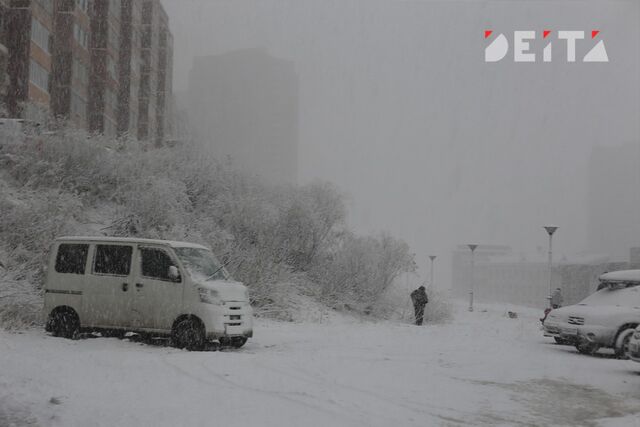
410, 285, 429, 325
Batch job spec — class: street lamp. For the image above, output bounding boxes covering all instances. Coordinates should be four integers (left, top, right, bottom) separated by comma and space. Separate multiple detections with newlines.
543, 226, 558, 308
429, 255, 436, 288
467, 244, 478, 312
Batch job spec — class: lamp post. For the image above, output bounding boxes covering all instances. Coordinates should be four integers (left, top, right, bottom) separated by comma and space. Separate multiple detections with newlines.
543, 226, 558, 308
429, 255, 436, 288
468, 244, 478, 312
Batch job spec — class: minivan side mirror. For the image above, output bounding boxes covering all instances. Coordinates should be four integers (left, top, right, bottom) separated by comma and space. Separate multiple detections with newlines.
168, 265, 180, 282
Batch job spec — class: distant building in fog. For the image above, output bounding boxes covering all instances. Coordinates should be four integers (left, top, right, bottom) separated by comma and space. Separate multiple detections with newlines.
451, 244, 636, 309
187, 48, 299, 185
587, 143, 640, 261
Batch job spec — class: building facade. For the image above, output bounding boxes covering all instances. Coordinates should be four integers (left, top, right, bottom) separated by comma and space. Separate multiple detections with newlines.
87, 0, 120, 136
1, 0, 173, 142
116, 0, 141, 137
49, 0, 90, 128
187, 48, 299, 185
4, 0, 55, 120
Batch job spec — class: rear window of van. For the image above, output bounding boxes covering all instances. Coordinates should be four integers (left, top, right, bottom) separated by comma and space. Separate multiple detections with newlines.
55, 244, 89, 274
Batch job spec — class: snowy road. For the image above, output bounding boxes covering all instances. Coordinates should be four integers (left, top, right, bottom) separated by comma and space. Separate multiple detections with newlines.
1, 304, 639, 427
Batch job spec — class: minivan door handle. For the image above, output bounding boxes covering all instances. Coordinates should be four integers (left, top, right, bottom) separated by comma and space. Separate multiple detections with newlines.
122, 283, 129, 292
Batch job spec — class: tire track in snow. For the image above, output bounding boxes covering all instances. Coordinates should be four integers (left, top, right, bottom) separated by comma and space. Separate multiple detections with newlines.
159, 354, 371, 427
249, 359, 496, 425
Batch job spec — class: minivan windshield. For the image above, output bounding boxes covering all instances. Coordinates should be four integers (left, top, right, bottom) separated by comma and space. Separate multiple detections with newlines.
174, 247, 230, 281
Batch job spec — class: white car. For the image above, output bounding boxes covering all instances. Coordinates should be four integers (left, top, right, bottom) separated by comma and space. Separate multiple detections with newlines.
44, 237, 253, 350
543, 270, 640, 358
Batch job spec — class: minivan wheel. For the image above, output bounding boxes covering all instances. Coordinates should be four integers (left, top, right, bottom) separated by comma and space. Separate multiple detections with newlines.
172, 319, 205, 351
49, 310, 79, 339
231, 337, 248, 349
614, 328, 636, 359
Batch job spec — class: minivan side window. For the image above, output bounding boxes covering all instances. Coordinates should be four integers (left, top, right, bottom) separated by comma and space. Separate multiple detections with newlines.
93, 245, 133, 276
55, 244, 89, 274
140, 248, 178, 282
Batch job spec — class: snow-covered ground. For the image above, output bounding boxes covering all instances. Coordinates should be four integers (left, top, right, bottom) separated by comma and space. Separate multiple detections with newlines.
1, 303, 639, 427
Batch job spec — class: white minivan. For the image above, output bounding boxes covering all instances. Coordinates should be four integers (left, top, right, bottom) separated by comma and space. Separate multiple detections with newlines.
44, 237, 253, 350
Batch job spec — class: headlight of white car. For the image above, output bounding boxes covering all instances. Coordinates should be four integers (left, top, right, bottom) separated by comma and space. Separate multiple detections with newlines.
198, 288, 222, 305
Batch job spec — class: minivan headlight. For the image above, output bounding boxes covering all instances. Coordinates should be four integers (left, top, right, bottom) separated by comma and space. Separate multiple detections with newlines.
198, 288, 221, 305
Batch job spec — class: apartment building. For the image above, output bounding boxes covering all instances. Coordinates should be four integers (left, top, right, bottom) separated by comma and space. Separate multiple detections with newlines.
0, 0, 9, 100
87, 0, 120, 137
154, 6, 173, 144
49, 0, 90, 128
116, 0, 142, 137
1, 0, 174, 142
4, 0, 55, 119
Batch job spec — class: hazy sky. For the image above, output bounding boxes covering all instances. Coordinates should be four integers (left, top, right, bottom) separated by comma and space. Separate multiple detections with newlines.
163, 0, 639, 287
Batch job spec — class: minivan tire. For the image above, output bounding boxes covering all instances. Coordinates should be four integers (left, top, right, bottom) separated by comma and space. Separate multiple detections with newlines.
614, 327, 636, 359
172, 318, 205, 351
231, 337, 248, 349
49, 310, 79, 339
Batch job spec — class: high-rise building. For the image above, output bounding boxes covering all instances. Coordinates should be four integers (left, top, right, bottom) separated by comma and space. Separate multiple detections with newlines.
4, 0, 55, 120
154, 6, 172, 144
88, 0, 121, 137
187, 49, 299, 185
116, 0, 142, 137
1, 0, 173, 140
50, 0, 91, 128
0, 0, 9, 101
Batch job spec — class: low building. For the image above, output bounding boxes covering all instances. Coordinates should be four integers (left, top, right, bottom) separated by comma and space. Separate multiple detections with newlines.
452, 245, 633, 309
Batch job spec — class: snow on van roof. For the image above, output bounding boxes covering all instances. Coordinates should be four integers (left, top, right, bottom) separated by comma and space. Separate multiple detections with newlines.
599, 269, 640, 282
55, 236, 210, 250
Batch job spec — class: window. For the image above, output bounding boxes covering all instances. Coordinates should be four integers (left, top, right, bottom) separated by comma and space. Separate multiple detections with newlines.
71, 90, 86, 121
31, 18, 50, 54
93, 245, 132, 276
74, 24, 89, 50
29, 59, 49, 92
77, 0, 89, 13
55, 244, 89, 274
72, 59, 89, 86
37, 0, 54, 15
140, 248, 177, 281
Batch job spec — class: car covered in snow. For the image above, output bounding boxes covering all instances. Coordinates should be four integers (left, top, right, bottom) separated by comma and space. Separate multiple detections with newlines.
44, 237, 253, 350
542, 270, 640, 358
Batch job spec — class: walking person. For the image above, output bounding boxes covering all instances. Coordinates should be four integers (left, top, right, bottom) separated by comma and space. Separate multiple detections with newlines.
550, 287, 563, 309
410, 285, 429, 325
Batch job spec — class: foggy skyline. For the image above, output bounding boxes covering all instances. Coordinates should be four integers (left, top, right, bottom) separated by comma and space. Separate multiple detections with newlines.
163, 0, 640, 286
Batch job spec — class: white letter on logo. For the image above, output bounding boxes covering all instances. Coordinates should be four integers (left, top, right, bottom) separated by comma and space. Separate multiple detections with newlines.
583, 40, 609, 62
514, 31, 535, 62
558, 31, 584, 62
485, 34, 509, 62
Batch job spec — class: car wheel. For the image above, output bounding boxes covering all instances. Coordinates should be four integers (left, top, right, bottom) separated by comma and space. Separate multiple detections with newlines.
231, 337, 248, 349
575, 341, 599, 355
48, 310, 79, 339
614, 328, 636, 359
172, 318, 205, 351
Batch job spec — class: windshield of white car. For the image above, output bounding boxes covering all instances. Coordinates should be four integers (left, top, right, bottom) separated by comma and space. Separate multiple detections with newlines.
174, 248, 230, 281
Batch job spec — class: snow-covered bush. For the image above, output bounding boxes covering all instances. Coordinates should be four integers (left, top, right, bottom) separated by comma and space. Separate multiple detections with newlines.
0, 126, 417, 328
